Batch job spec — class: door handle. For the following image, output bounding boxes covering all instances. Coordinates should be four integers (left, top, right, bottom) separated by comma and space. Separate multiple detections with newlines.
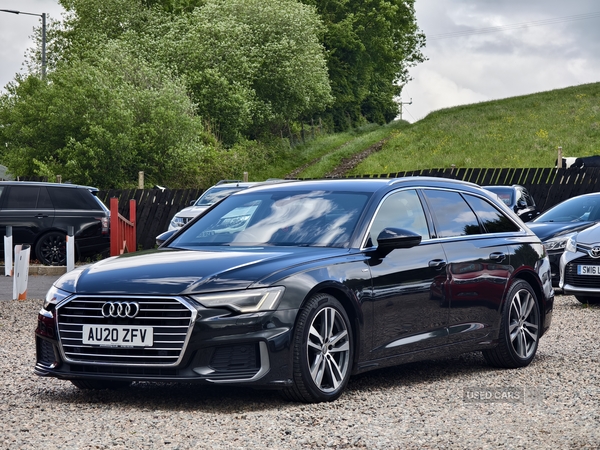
489, 252, 506, 262
35, 214, 48, 219
429, 259, 447, 269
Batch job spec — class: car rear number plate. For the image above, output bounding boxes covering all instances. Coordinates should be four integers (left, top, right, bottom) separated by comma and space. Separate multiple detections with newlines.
82, 325, 153, 347
577, 265, 600, 276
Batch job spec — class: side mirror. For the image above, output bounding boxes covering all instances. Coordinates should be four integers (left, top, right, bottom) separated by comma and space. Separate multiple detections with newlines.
372, 228, 422, 258
156, 229, 178, 247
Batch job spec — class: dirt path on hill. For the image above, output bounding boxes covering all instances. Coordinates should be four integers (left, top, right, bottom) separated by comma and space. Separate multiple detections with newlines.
286, 137, 390, 179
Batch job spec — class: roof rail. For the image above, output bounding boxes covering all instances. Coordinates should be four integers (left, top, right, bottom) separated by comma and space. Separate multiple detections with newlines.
216, 179, 243, 185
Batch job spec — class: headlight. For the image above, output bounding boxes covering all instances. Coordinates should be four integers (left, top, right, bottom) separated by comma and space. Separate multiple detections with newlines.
169, 216, 186, 229
192, 287, 285, 313
565, 235, 578, 253
44, 286, 72, 310
543, 233, 576, 252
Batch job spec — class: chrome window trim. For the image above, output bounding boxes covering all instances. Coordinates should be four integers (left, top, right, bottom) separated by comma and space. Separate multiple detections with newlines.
360, 186, 526, 251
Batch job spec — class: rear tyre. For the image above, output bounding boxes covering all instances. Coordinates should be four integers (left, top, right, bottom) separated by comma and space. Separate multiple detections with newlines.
282, 294, 353, 403
483, 280, 540, 368
71, 380, 132, 390
35, 231, 67, 266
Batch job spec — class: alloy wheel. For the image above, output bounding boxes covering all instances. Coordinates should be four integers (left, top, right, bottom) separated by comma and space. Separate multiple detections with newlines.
306, 306, 351, 393
508, 288, 540, 360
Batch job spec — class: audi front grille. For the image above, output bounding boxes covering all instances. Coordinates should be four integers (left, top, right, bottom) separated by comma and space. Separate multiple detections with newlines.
56, 296, 197, 366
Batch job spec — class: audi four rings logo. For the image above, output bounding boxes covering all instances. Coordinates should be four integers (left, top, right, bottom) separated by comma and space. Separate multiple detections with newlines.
591, 246, 600, 258
102, 301, 140, 318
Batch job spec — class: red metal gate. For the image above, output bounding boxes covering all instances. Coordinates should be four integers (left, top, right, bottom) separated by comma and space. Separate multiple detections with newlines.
110, 198, 136, 256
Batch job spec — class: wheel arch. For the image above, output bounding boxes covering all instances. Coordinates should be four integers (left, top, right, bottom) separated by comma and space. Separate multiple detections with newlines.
294, 281, 364, 368
509, 270, 547, 336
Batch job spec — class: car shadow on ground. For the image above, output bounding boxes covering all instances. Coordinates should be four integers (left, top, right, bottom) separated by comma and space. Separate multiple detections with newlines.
32, 351, 538, 412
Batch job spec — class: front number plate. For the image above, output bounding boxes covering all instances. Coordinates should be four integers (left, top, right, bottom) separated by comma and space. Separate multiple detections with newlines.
82, 325, 153, 347
577, 265, 600, 276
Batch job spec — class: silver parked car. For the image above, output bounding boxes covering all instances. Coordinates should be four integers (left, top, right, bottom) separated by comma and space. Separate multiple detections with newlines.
168, 181, 258, 231
560, 222, 600, 304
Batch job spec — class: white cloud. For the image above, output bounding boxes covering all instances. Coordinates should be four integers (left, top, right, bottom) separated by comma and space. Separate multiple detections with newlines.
400, 0, 600, 122
0, 0, 64, 91
1, 0, 599, 127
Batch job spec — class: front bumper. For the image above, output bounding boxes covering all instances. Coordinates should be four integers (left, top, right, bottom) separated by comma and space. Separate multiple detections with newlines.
34, 295, 297, 388
560, 250, 600, 298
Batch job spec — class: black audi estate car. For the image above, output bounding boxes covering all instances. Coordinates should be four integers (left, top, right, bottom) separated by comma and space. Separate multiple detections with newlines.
35, 178, 554, 403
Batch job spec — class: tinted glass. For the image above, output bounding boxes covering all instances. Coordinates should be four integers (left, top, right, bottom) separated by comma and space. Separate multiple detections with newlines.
5, 186, 53, 209
48, 187, 100, 210
464, 194, 520, 233
195, 186, 247, 206
424, 190, 481, 237
534, 195, 600, 223
173, 190, 371, 248
368, 189, 429, 246
485, 187, 514, 207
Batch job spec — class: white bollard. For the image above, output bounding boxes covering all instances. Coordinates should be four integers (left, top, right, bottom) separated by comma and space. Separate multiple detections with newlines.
13, 244, 30, 301
66, 226, 75, 272
4, 226, 12, 277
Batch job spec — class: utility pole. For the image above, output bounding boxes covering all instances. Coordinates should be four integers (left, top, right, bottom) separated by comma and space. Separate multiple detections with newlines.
399, 98, 412, 121
0, 9, 47, 80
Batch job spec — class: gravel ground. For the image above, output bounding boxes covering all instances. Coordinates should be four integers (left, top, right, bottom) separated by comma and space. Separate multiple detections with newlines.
1, 295, 598, 450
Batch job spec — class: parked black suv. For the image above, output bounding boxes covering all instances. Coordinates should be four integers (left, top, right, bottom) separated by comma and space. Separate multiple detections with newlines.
0, 182, 110, 265
484, 185, 540, 222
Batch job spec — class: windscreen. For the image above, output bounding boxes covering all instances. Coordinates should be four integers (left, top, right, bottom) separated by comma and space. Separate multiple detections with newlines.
171, 189, 371, 248
534, 195, 600, 223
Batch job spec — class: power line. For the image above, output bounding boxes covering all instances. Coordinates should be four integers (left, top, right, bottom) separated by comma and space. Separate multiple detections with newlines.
428, 11, 600, 41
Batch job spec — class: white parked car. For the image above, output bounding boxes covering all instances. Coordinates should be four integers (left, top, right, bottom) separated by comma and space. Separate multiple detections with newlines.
168, 181, 258, 231
560, 222, 600, 304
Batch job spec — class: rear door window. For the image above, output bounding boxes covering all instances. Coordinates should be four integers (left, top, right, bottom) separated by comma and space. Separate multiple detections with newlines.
5, 186, 53, 209
423, 189, 481, 238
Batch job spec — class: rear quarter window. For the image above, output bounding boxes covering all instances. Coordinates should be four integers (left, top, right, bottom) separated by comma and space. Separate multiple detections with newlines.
464, 194, 520, 233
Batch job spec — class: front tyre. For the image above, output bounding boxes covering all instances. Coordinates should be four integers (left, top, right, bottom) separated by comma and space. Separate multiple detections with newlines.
575, 295, 600, 305
483, 280, 540, 368
282, 294, 353, 403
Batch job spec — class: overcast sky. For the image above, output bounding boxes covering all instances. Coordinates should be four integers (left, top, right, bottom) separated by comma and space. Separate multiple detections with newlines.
1, 0, 599, 123
401, 0, 600, 122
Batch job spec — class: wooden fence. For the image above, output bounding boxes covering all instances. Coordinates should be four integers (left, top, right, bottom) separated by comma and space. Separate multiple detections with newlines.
99, 167, 600, 250
97, 188, 202, 251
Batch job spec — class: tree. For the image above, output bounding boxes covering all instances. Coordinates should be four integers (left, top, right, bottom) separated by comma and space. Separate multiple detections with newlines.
302, 0, 425, 129
151, 0, 333, 143
0, 43, 213, 189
